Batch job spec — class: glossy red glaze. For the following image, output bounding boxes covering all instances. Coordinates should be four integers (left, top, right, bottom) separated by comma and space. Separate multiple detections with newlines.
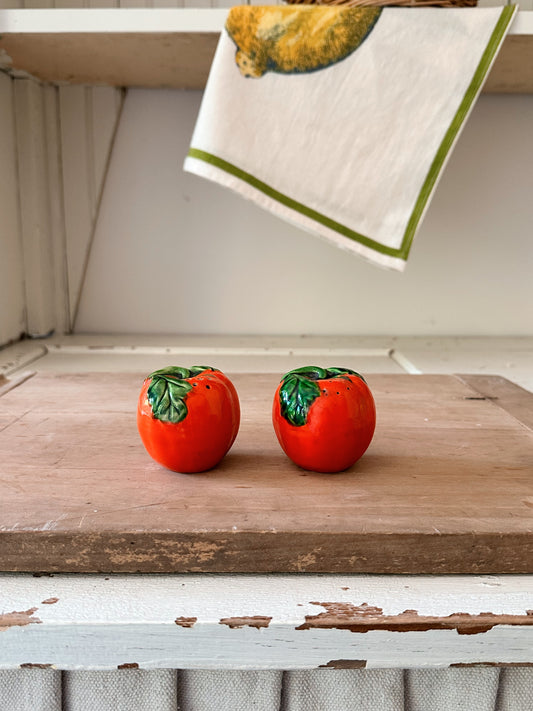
207, 369, 241, 447
137, 368, 240, 473
272, 373, 376, 473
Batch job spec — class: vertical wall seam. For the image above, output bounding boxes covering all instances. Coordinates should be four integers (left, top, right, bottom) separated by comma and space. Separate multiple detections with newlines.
9, 74, 28, 338
50, 83, 72, 333
85, 86, 97, 223
71, 86, 127, 331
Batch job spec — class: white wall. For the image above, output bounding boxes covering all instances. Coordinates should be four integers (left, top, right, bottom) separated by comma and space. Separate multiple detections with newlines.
0, 73, 25, 345
75, 89, 533, 337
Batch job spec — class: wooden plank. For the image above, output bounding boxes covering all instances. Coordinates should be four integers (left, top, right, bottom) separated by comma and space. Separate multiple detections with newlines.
0, 373, 532, 574
3, 572, 533, 669
0, 10, 531, 92
483, 34, 533, 93
0, 32, 219, 88
456, 373, 533, 431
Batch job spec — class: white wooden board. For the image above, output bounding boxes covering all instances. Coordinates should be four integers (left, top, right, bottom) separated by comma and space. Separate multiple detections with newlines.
2, 574, 533, 669
0, 10, 531, 91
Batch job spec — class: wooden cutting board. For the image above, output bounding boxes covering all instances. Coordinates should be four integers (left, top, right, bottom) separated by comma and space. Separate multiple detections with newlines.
1, 372, 532, 574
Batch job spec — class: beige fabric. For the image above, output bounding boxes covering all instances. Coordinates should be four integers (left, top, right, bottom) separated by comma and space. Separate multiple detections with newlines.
496, 669, 533, 711
0, 669, 61, 711
1, 666, 533, 710
63, 669, 177, 711
282, 669, 404, 711
405, 668, 500, 711
178, 670, 283, 711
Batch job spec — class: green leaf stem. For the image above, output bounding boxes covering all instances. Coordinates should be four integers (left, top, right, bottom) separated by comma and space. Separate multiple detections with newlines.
146, 365, 216, 424
326, 367, 367, 383
279, 372, 321, 427
278, 366, 366, 426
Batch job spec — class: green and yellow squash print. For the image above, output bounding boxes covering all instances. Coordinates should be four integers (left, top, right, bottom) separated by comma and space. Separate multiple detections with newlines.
225, 6, 382, 79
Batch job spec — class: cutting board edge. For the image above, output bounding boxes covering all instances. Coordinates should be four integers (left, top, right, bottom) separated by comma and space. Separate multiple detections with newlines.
3, 529, 533, 575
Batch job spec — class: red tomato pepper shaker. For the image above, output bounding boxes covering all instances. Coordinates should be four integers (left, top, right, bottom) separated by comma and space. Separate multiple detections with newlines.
137, 366, 240, 473
272, 366, 376, 473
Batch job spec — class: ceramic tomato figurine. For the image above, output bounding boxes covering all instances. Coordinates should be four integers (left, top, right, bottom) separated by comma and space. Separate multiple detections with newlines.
272, 366, 376, 473
137, 366, 240, 473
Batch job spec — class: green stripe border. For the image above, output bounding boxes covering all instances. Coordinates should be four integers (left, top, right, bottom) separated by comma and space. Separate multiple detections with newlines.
188, 5, 515, 262
401, 3, 516, 259
188, 147, 399, 257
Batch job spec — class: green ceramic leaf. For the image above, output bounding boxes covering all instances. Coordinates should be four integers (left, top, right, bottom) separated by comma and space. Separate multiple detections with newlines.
189, 365, 214, 376
286, 366, 328, 381
147, 369, 193, 424
278, 366, 368, 426
149, 366, 193, 380
326, 367, 366, 384
279, 369, 322, 427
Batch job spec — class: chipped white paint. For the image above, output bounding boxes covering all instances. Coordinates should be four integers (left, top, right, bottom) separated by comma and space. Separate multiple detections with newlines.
2, 574, 533, 670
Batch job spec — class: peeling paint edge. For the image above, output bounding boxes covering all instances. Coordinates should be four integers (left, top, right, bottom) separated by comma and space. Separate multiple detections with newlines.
219, 616, 272, 630
0, 608, 41, 631
175, 617, 197, 628
319, 659, 367, 669
451, 662, 533, 668
19, 663, 53, 669
296, 602, 533, 636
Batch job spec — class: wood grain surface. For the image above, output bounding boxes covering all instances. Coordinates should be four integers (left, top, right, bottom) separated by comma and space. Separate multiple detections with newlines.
0, 372, 532, 573
1, 30, 531, 93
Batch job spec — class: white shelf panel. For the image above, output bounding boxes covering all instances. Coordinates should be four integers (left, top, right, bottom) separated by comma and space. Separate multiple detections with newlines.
2, 572, 533, 669
0, 8, 229, 34
0, 8, 532, 91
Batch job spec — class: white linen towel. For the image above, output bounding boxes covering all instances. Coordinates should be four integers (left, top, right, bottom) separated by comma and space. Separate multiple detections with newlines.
184, 5, 516, 271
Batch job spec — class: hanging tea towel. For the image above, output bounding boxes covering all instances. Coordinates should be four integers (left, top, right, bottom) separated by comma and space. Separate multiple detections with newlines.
184, 5, 516, 270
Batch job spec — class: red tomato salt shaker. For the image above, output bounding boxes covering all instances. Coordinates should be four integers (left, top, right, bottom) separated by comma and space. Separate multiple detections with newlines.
272, 366, 376, 473
137, 366, 240, 473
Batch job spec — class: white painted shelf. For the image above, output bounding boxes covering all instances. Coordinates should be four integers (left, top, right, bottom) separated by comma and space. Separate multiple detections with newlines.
2, 335, 533, 391
2, 573, 533, 669
0, 8, 532, 92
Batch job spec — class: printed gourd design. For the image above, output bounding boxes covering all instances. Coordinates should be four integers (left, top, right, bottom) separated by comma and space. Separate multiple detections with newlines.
226, 6, 382, 78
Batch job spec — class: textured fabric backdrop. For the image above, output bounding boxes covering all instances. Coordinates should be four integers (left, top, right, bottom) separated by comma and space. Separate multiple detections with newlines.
1, 668, 533, 711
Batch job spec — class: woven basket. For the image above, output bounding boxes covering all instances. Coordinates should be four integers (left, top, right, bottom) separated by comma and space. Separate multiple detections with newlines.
285, 0, 477, 7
